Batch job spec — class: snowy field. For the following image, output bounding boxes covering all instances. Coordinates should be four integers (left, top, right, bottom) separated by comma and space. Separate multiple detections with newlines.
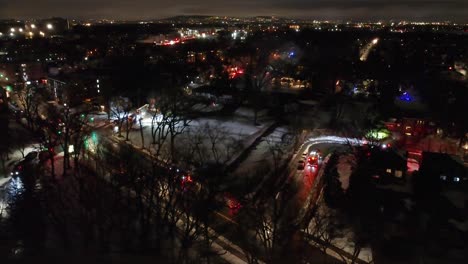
231, 126, 291, 194
118, 116, 267, 165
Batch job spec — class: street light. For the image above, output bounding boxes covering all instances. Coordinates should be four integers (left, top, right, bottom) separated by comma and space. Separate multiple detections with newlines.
31, 24, 36, 29
46, 23, 53, 30
10, 28, 15, 32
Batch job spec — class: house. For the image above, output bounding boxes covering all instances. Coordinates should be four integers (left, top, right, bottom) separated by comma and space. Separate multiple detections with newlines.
420, 152, 467, 184
366, 147, 408, 183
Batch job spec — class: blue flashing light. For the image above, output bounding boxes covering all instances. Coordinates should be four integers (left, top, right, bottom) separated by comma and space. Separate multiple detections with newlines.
399, 92, 413, 102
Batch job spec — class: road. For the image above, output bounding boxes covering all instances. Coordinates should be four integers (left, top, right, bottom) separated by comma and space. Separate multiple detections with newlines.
277, 136, 362, 227
206, 135, 364, 263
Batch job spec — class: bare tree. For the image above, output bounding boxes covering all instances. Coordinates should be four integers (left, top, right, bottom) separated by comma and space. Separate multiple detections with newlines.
167, 99, 192, 162
16, 84, 40, 130
245, 65, 273, 126
109, 96, 131, 138
304, 203, 343, 256
150, 103, 172, 158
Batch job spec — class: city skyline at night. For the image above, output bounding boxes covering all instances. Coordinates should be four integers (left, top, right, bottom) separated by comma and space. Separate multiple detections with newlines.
1, 0, 468, 22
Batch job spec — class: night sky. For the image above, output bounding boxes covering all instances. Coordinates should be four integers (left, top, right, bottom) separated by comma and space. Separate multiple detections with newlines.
1, 0, 467, 22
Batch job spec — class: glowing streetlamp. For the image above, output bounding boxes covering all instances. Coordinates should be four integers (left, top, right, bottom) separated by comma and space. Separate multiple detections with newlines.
18, 28, 23, 33
10, 28, 15, 32
46, 23, 53, 30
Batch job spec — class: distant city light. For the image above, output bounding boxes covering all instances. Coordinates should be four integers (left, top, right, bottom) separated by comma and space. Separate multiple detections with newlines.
10, 28, 15, 32
31, 24, 36, 29
372, 38, 379, 44
18, 28, 23, 32
47, 23, 53, 30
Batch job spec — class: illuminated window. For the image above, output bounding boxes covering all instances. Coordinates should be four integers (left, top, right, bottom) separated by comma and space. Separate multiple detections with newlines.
386, 169, 392, 174
440, 175, 447, 181
395, 170, 403, 178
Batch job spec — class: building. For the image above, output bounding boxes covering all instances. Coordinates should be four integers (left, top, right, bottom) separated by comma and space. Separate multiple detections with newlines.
368, 148, 408, 183
420, 152, 467, 184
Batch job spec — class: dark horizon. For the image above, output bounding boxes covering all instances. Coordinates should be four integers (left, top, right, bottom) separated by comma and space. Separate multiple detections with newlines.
1, 0, 468, 23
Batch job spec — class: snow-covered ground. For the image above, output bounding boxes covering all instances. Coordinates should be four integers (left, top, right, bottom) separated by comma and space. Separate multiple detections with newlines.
232, 126, 291, 188
188, 117, 261, 139
307, 200, 374, 264
109, 116, 267, 165
336, 154, 356, 191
